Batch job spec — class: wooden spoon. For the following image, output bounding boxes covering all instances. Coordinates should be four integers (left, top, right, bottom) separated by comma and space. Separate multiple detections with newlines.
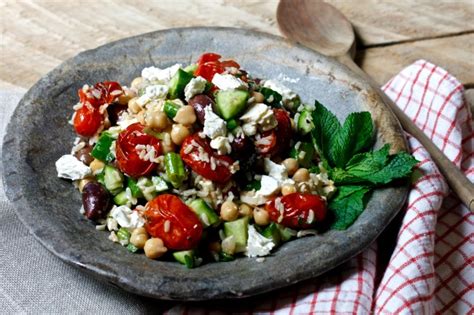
277, 0, 474, 211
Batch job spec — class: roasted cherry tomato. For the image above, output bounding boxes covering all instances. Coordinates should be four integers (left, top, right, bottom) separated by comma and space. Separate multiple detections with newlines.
116, 123, 161, 178
196, 53, 221, 64
266, 193, 326, 229
73, 105, 103, 137
255, 108, 292, 156
78, 81, 123, 108
194, 52, 240, 82
144, 194, 203, 250
180, 134, 234, 184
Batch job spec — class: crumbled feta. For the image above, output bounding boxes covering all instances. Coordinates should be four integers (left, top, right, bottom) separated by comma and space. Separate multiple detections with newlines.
211, 73, 248, 90
239, 103, 277, 136
184, 76, 207, 101
258, 175, 280, 196
55, 155, 91, 180
245, 225, 275, 258
264, 158, 287, 180
106, 217, 118, 231
109, 206, 145, 230
137, 85, 169, 106
141, 64, 181, 83
203, 106, 227, 139
240, 190, 268, 206
210, 136, 232, 155
263, 79, 298, 106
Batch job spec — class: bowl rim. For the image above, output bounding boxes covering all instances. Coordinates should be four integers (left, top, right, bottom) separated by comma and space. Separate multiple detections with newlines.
2, 26, 409, 301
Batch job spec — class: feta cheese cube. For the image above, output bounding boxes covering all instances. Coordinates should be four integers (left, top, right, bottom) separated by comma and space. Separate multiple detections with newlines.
258, 175, 280, 196
264, 158, 288, 180
263, 79, 298, 107
184, 76, 207, 101
212, 73, 248, 90
245, 225, 275, 257
137, 84, 169, 106
203, 106, 227, 139
55, 155, 91, 180
239, 103, 277, 136
141, 64, 181, 83
210, 136, 232, 155
110, 205, 145, 229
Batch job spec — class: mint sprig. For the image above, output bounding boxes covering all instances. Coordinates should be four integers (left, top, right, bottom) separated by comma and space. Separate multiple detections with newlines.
310, 102, 418, 230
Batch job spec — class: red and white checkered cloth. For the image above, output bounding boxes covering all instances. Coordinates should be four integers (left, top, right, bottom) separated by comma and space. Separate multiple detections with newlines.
167, 60, 474, 314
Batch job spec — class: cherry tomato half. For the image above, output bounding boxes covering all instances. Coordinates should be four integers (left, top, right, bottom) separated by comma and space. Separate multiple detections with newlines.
73, 105, 103, 137
194, 52, 240, 82
144, 194, 203, 250
255, 109, 292, 156
116, 123, 161, 178
197, 53, 221, 64
266, 193, 327, 229
78, 81, 123, 108
180, 134, 234, 184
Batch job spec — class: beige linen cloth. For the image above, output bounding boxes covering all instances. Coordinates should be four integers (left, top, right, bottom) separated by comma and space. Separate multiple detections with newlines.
0, 88, 174, 313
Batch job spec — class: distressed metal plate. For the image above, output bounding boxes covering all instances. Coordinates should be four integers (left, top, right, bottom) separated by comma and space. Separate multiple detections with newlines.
2, 27, 407, 300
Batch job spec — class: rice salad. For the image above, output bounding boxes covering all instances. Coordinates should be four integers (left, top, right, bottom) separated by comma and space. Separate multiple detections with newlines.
55, 53, 344, 267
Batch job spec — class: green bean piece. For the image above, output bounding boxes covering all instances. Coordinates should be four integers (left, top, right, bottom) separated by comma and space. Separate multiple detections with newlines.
127, 243, 139, 253
117, 227, 131, 244
164, 152, 186, 188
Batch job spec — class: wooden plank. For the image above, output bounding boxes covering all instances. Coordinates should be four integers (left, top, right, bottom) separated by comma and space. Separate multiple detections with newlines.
356, 33, 474, 85
0, 0, 472, 89
327, 0, 474, 46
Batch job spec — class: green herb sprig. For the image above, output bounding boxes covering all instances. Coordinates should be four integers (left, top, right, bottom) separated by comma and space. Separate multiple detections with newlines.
310, 102, 418, 230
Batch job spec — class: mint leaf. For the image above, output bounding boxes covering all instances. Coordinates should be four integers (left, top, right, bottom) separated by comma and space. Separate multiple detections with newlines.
329, 112, 374, 168
331, 145, 419, 185
329, 185, 371, 230
364, 151, 419, 184
311, 101, 341, 161
310, 102, 374, 168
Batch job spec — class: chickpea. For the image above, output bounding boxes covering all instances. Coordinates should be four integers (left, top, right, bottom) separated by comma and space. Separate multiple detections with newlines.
253, 207, 270, 226
170, 123, 191, 145
220, 201, 239, 221
282, 158, 299, 176
173, 105, 197, 125
78, 178, 93, 192
281, 184, 297, 196
252, 91, 265, 103
293, 168, 310, 182
144, 237, 167, 259
238, 203, 253, 217
131, 77, 143, 90
145, 110, 169, 130
130, 233, 148, 249
132, 227, 147, 236
118, 88, 137, 105
161, 133, 176, 154
90, 159, 105, 174
128, 97, 142, 114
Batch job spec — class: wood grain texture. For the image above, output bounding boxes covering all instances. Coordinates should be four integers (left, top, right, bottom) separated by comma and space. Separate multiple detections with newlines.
1, 0, 473, 89
356, 33, 474, 85
328, 0, 474, 46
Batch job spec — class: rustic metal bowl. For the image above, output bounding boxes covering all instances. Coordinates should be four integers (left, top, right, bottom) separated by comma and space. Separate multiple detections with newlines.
2, 27, 408, 300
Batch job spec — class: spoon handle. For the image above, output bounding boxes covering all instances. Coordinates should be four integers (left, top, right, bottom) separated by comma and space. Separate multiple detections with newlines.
338, 54, 474, 212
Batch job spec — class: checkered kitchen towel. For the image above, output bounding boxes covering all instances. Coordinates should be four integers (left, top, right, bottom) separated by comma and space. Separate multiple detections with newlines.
168, 60, 474, 314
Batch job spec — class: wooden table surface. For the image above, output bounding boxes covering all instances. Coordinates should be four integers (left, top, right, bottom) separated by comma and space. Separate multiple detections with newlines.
1, 0, 473, 90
